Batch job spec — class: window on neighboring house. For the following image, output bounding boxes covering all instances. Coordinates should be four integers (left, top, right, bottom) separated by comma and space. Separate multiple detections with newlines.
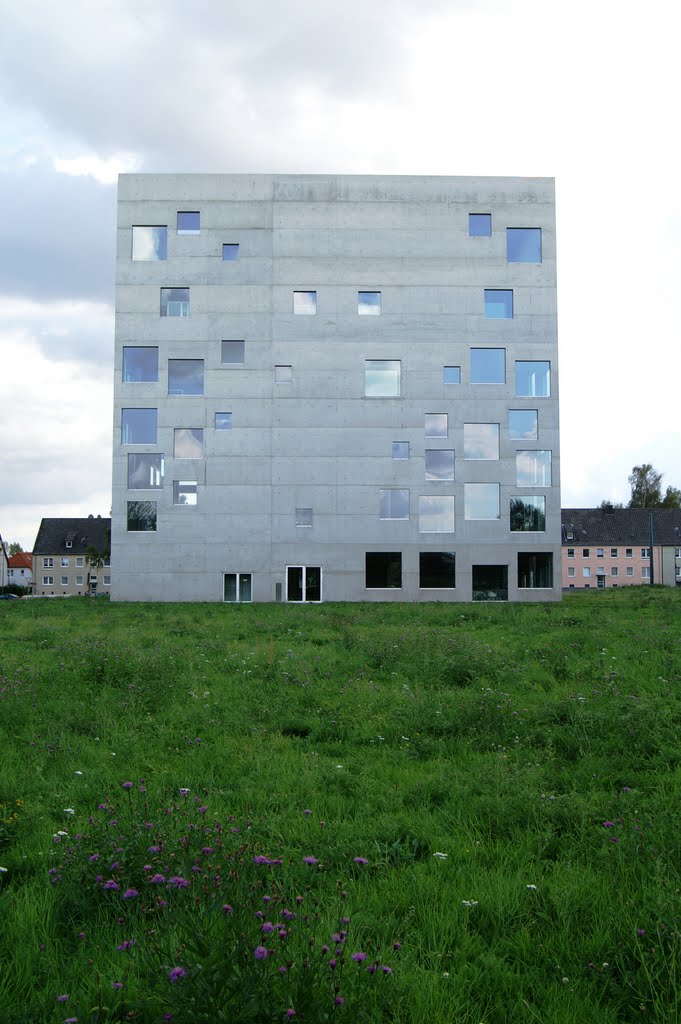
168, 359, 204, 396
174, 428, 204, 459
132, 226, 167, 261
484, 289, 513, 318
365, 360, 400, 397
470, 348, 505, 384
76, 575, 84, 586
583, 548, 590, 557
128, 453, 164, 489
419, 495, 455, 533
472, 565, 508, 602
103, 576, 111, 586
425, 413, 448, 438
515, 361, 550, 398
295, 508, 313, 527
626, 566, 634, 576
676, 548, 681, 558
641, 548, 650, 558
517, 553, 553, 588
567, 548, 575, 558
121, 408, 157, 445
510, 496, 546, 532
419, 552, 456, 588
443, 366, 461, 384
123, 347, 159, 383
60, 557, 69, 567
358, 291, 381, 315
221, 340, 245, 364
465, 483, 500, 520
222, 244, 240, 260
127, 501, 157, 532
293, 290, 317, 314
76, 557, 84, 567
611, 548, 618, 557
507, 227, 542, 263
42, 558, 54, 568
160, 287, 189, 317
469, 213, 491, 237
60, 575, 68, 586
611, 567, 619, 577
173, 481, 198, 506
177, 211, 200, 234
626, 548, 633, 557
642, 566, 651, 578
425, 449, 455, 481
215, 412, 232, 430
516, 450, 552, 486
464, 423, 500, 460
583, 567, 591, 577
275, 365, 292, 383
392, 441, 409, 460
379, 489, 409, 520
224, 573, 252, 602
567, 566, 576, 577
43, 576, 53, 585
365, 552, 402, 589
597, 548, 604, 557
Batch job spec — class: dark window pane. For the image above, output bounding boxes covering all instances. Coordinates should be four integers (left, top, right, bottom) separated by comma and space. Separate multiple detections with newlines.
472, 565, 508, 601
160, 288, 189, 317
510, 496, 546, 532
127, 501, 157, 532
419, 552, 456, 588
365, 552, 402, 589
517, 552, 553, 588
168, 359, 204, 396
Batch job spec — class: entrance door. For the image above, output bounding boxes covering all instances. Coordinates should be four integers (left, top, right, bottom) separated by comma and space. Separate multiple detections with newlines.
597, 575, 606, 589
286, 566, 322, 603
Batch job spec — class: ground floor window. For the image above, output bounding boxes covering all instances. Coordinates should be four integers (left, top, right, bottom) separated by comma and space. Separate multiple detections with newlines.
419, 552, 455, 588
472, 565, 508, 601
365, 552, 402, 589
224, 573, 252, 602
286, 566, 322, 602
517, 553, 553, 589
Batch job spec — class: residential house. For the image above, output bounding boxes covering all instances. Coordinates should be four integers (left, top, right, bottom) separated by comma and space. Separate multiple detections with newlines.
32, 517, 111, 596
8, 551, 33, 589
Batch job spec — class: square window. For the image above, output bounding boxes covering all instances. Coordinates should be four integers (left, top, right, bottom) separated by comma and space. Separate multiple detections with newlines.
103, 576, 111, 586
121, 408, 157, 445
626, 566, 634, 576
365, 359, 400, 397
295, 508, 313, 527
470, 348, 505, 384
465, 483, 500, 520
365, 552, 402, 589
60, 575, 68, 586
128, 453, 164, 489
168, 359, 204, 396
509, 410, 538, 440
510, 496, 546, 532
123, 347, 159, 383
507, 227, 542, 263
567, 566, 576, 577
583, 549, 590, 557
464, 423, 500, 460
518, 552, 553, 588
641, 548, 650, 558
127, 500, 157, 532
174, 428, 204, 459
379, 489, 409, 520
222, 244, 240, 260
515, 361, 550, 397
419, 552, 456, 588
275, 364, 293, 383
177, 211, 200, 234
392, 441, 409, 460
43, 576, 53, 586
567, 548, 575, 558
443, 365, 461, 384
215, 412, 232, 430
425, 449, 455, 481
425, 413, 448, 438
173, 480, 198, 505
469, 213, 491, 237
132, 226, 167, 261
160, 287, 190, 317
293, 290, 317, 314
516, 450, 552, 486
224, 572, 252, 602
610, 548, 618, 558
358, 291, 381, 315
221, 340, 245, 365
419, 495, 455, 533
472, 565, 508, 602
43, 557, 54, 568
484, 289, 513, 318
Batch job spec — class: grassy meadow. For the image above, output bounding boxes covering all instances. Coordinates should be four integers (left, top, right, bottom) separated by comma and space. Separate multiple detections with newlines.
0, 588, 680, 1023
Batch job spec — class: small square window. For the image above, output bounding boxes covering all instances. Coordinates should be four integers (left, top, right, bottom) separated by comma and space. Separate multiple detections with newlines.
379, 489, 410, 520
358, 291, 381, 315
583, 567, 591, 578
419, 552, 455, 588
177, 211, 200, 234
518, 553, 553, 588
60, 575, 68, 586
127, 501, 157, 532
464, 423, 499, 460
128, 453, 164, 489
224, 572, 252, 602
484, 289, 513, 319
43, 576, 53, 586
583, 549, 590, 557
121, 408, 157, 445
76, 557, 84, 567
132, 226, 167, 261
626, 548, 633, 558
507, 227, 542, 263
509, 410, 538, 440
295, 508, 313, 527
443, 366, 461, 384
641, 548, 650, 558
275, 365, 293, 383
596, 548, 604, 557
123, 347, 159, 383
76, 575, 84, 586
60, 557, 69, 567
567, 566, 576, 577
168, 359, 204, 396
215, 412, 232, 430
103, 576, 111, 586
626, 566, 634, 576
470, 348, 505, 384
425, 413, 448, 438
469, 213, 491, 237
611, 567, 619, 577
464, 483, 500, 520
419, 495, 455, 533
510, 496, 546, 532
173, 480, 198, 506
425, 449, 455, 481
365, 360, 400, 397
160, 288, 189, 317
392, 441, 409, 460
472, 565, 508, 602
293, 290, 317, 314
365, 552, 402, 589
610, 548, 618, 558
222, 244, 240, 260
567, 548, 575, 558
516, 450, 552, 487
174, 428, 204, 459
43, 558, 54, 568
221, 340, 245, 364
515, 361, 550, 398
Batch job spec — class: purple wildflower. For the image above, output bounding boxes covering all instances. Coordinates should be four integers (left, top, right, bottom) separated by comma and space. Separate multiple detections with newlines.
335, 996, 345, 1006
352, 951, 367, 962
222, 904, 233, 914
254, 946, 269, 960
253, 855, 271, 865
392, 942, 401, 950
148, 845, 161, 853
112, 981, 124, 990
281, 909, 296, 921
637, 928, 646, 936
122, 888, 139, 899
279, 965, 288, 974
329, 959, 338, 970
64, 1018, 78, 1023
150, 873, 165, 884
103, 880, 120, 891
286, 1011, 296, 1019
321, 945, 329, 954
167, 966, 187, 983
303, 856, 318, 866
303, 808, 312, 815
179, 788, 190, 797
168, 876, 190, 889
262, 922, 275, 933
381, 965, 393, 974
88, 854, 99, 862
117, 940, 135, 951
353, 857, 369, 865
57, 994, 70, 1002
121, 781, 133, 790
602, 821, 615, 828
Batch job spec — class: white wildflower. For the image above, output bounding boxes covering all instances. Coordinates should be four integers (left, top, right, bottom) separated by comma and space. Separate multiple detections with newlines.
74, 771, 83, 775
433, 852, 448, 860
462, 900, 478, 907
526, 884, 537, 890
63, 809, 75, 815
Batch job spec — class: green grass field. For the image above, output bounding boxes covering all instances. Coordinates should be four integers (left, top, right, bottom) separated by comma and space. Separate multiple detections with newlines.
1, 588, 680, 1023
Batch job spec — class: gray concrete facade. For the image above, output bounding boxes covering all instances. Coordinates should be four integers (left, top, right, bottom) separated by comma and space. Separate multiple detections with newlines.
112, 174, 561, 602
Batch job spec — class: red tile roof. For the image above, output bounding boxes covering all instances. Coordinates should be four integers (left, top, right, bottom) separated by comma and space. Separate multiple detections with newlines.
9, 552, 32, 569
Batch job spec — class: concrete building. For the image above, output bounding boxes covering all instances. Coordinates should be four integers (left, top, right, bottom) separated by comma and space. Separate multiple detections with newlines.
112, 174, 560, 602
562, 507, 681, 589
32, 517, 111, 597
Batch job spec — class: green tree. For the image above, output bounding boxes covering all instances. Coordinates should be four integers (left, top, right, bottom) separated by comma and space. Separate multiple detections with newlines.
598, 500, 624, 510
628, 464, 663, 508
8, 542, 22, 556
661, 485, 681, 508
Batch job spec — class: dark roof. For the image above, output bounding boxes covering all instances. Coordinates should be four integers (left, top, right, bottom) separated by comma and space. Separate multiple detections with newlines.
32, 518, 111, 556
562, 508, 681, 546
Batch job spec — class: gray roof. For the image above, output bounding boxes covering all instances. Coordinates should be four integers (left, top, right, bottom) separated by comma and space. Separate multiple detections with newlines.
32, 517, 111, 556
562, 508, 681, 546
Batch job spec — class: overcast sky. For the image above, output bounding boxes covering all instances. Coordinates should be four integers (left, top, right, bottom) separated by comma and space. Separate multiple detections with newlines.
1, 0, 679, 551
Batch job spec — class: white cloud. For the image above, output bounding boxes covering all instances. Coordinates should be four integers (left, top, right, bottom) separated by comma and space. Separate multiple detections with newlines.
54, 153, 139, 185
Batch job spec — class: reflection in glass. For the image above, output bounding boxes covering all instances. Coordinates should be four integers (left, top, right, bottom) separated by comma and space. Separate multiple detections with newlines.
224, 572, 252, 602
518, 553, 553, 588
419, 552, 456, 588
425, 449, 455, 481
484, 289, 513, 318
293, 291, 317, 314
215, 412, 232, 430
174, 428, 204, 459
128, 454, 164, 489
469, 213, 492, 237
515, 361, 550, 397
465, 483, 500, 520
222, 244, 240, 260
510, 496, 546, 531
516, 450, 552, 486
173, 481, 198, 505
365, 360, 400, 397
472, 564, 508, 601
132, 226, 167, 261
121, 408, 157, 444
443, 365, 461, 384
464, 423, 500, 460
470, 348, 505, 383
123, 347, 158, 383
160, 288, 190, 317
379, 489, 409, 520
365, 552, 402, 588
168, 359, 204, 396
509, 409, 538, 439
295, 508, 313, 527
358, 291, 381, 315
177, 211, 200, 233
425, 413, 447, 437
127, 501, 157, 532
419, 495, 455, 533
222, 340, 245, 364
507, 228, 542, 263
392, 441, 409, 460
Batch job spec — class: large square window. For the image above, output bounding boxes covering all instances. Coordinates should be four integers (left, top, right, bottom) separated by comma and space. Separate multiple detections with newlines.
465, 483, 500, 520
443, 365, 461, 384
128, 453, 164, 489
168, 359, 204, 396
224, 572, 252, 602
425, 413, 448, 438
425, 449, 455, 481
392, 441, 409, 460
365, 359, 400, 397
173, 480, 198, 506
215, 412, 232, 430
470, 348, 505, 384
484, 289, 513, 319
419, 552, 456, 588
358, 291, 381, 315
132, 226, 167, 261
379, 489, 409, 520
222, 244, 240, 260
518, 552, 553, 588
515, 361, 550, 397
123, 347, 159, 383
464, 423, 499, 460
160, 288, 190, 317
510, 496, 546, 532
177, 211, 200, 234
509, 409, 538, 439
472, 565, 508, 601
174, 428, 204, 459
293, 290, 317, 314
507, 228, 542, 263
221, 340, 245, 365
295, 508, 313, 527
419, 495, 455, 533
469, 213, 491, 237
127, 501, 157, 532
121, 408, 157, 445
365, 552, 402, 589
516, 451, 552, 486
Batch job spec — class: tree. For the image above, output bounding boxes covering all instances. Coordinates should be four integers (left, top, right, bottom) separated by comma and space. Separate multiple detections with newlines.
8, 542, 22, 556
627, 464, 681, 509
598, 500, 624, 510
661, 486, 681, 509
